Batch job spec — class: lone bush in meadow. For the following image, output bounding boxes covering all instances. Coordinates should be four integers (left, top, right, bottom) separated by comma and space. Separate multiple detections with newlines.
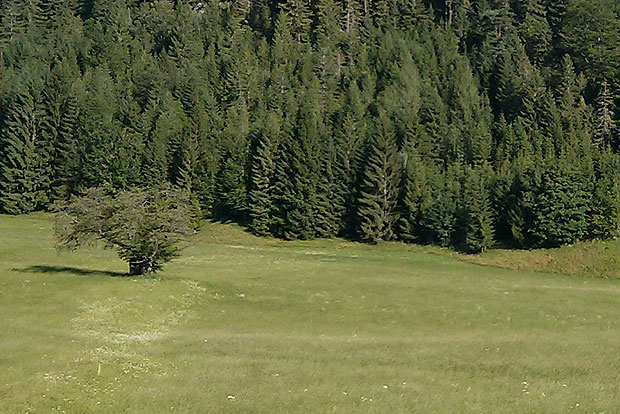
55, 187, 193, 275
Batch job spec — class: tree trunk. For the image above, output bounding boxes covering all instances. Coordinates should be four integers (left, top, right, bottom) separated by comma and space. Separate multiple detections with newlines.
129, 259, 154, 276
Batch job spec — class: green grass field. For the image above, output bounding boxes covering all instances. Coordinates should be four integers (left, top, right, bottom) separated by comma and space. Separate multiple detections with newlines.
2, 214, 620, 413
455, 239, 620, 280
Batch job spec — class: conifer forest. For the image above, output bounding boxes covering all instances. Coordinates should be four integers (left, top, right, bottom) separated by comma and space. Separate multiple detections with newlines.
1, 0, 619, 252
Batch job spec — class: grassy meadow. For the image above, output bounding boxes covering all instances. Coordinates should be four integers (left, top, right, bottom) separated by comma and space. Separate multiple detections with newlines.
454, 239, 620, 280
2, 214, 620, 413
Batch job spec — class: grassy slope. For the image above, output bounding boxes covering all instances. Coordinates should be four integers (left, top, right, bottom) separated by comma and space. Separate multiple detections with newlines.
448, 239, 620, 280
2, 214, 620, 413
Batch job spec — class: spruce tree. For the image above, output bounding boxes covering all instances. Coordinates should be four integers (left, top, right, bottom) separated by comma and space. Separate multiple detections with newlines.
316, 0, 344, 104
590, 151, 620, 239
0, 0, 28, 46
41, 62, 80, 201
593, 81, 615, 149
0, 90, 49, 214
357, 111, 401, 243
382, 50, 422, 150
315, 131, 343, 238
277, 76, 324, 240
419, 168, 459, 247
248, 112, 279, 236
518, 0, 551, 64
461, 166, 494, 253
279, 0, 312, 43
215, 154, 248, 221
398, 150, 430, 242
531, 158, 592, 247
334, 81, 368, 235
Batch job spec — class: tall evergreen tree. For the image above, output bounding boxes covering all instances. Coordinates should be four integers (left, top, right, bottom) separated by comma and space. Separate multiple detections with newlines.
248, 112, 279, 236
279, 0, 312, 43
531, 158, 592, 247
461, 166, 494, 252
358, 111, 401, 243
419, 167, 460, 246
0, 90, 48, 213
518, 0, 551, 64
593, 81, 615, 149
398, 150, 430, 242
41, 61, 80, 201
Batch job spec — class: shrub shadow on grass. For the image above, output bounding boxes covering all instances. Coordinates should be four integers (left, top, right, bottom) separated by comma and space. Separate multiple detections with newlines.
15, 265, 127, 277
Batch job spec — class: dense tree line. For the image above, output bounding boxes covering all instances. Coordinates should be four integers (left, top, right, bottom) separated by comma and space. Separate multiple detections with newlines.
1, 0, 620, 252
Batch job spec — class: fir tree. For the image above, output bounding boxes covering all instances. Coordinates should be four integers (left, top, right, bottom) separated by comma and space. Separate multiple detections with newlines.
357, 111, 401, 243
590, 151, 620, 239
518, 0, 551, 64
277, 77, 324, 240
398, 150, 430, 242
420, 168, 459, 247
0, 0, 28, 46
531, 158, 592, 247
461, 166, 494, 253
315, 0, 344, 111
215, 153, 248, 221
41, 61, 80, 201
279, 0, 312, 43
248, 112, 278, 236
0, 90, 48, 214
593, 81, 615, 149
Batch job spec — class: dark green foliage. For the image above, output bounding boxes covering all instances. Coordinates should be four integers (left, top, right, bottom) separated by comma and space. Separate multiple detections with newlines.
594, 81, 615, 149
505, 158, 538, 249
518, 0, 551, 64
358, 112, 401, 243
557, 0, 620, 83
1, 0, 620, 253
590, 151, 620, 239
42, 60, 80, 201
279, 0, 312, 43
315, 143, 343, 238
530, 158, 592, 248
272, 79, 325, 240
419, 167, 460, 247
215, 153, 248, 220
461, 166, 494, 253
398, 151, 430, 243
0, 91, 49, 214
248, 113, 278, 236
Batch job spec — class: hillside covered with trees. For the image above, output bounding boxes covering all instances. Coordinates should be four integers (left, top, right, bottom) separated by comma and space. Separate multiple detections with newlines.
1, 0, 619, 252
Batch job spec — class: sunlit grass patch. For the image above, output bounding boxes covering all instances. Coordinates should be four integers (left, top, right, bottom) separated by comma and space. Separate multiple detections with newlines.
455, 239, 620, 279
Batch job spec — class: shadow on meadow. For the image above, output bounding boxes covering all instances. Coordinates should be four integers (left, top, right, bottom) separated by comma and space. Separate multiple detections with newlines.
15, 265, 127, 277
